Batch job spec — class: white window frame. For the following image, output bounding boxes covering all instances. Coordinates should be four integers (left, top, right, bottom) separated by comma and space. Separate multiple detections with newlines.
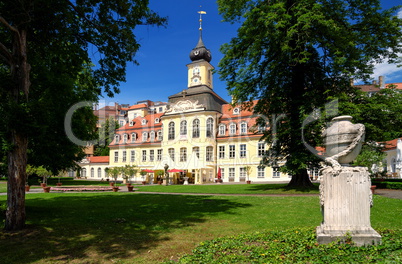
206, 118, 214, 138
229, 145, 235, 159
180, 120, 187, 136
218, 124, 226, 136
258, 142, 265, 157
192, 119, 200, 138
168, 121, 175, 140
131, 133, 136, 143
142, 150, 147, 162
168, 148, 175, 161
114, 151, 118, 162
206, 146, 213, 162
149, 150, 154, 162
257, 166, 265, 178
240, 144, 246, 158
142, 132, 148, 142
240, 122, 247, 134
180, 147, 187, 162
122, 151, 127, 162
193, 147, 200, 159
150, 131, 155, 142
130, 150, 135, 162
219, 146, 225, 159
229, 123, 236, 135
157, 149, 162, 161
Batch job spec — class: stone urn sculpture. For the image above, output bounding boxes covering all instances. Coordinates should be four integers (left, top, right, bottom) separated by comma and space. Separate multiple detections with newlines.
317, 115, 381, 246
323, 115, 364, 166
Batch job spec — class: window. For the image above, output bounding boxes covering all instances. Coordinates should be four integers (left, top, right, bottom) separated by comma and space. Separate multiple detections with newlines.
193, 147, 200, 158
192, 119, 200, 138
180, 147, 187, 162
273, 167, 281, 178
168, 148, 175, 161
229, 123, 236, 135
258, 142, 265, 157
157, 149, 162, 161
150, 131, 155, 142
240, 122, 247, 134
123, 134, 128, 143
206, 117, 214, 137
123, 151, 127, 162
240, 144, 246, 158
257, 166, 265, 178
206, 146, 213, 161
114, 135, 120, 143
142, 132, 148, 142
258, 124, 266, 133
131, 133, 137, 142
142, 150, 147, 162
240, 167, 246, 179
129, 121, 134, 126
91, 168, 94, 178
219, 146, 225, 159
97, 168, 102, 178
150, 150, 154, 162
233, 107, 240, 115
155, 118, 160, 123
141, 119, 147, 125
180, 120, 187, 136
159, 107, 163, 112
229, 145, 235, 158
114, 151, 118, 162
220, 168, 225, 179
104, 169, 108, 178
130, 150, 135, 162
229, 168, 235, 178
82, 168, 87, 178
391, 157, 397, 173
168, 121, 175, 140
218, 124, 226, 136
119, 120, 124, 127
157, 130, 163, 141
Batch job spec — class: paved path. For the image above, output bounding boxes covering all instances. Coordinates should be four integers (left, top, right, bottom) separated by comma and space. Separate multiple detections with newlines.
1, 186, 402, 199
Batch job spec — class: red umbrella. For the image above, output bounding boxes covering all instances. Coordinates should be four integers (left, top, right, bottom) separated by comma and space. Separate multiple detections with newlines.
217, 167, 222, 179
168, 169, 183, 173
143, 169, 154, 173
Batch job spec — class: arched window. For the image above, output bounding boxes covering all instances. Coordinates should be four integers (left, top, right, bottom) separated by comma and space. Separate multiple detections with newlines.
142, 132, 148, 142
180, 147, 187, 162
114, 135, 120, 143
206, 118, 214, 138
123, 134, 128, 143
240, 122, 247, 134
218, 124, 226, 136
91, 168, 94, 178
157, 130, 163, 141
82, 168, 87, 178
206, 146, 213, 161
192, 119, 200, 138
180, 120, 187, 136
168, 148, 175, 161
392, 157, 397, 173
168, 121, 175, 140
229, 123, 236, 135
150, 131, 155, 142
97, 168, 102, 178
131, 133, 137, 142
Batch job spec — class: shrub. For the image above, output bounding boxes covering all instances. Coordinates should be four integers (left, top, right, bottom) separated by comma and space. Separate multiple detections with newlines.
165, 228, 402, 263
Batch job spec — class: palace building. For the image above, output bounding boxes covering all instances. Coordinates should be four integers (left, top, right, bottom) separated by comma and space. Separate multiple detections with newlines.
79, 16, 289, 184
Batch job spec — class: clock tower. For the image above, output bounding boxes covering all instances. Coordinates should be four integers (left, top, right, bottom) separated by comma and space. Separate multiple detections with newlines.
187, 11, 214, 89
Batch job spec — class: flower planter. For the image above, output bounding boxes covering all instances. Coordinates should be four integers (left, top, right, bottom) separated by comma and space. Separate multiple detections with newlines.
246, 180, 251, 184
112, 187, 119, 192
25, 185, 30, 192
40, 183, 47, 187
109, 182, 115, 186
125, 183, 132, 187
158, 181, 163, 185
56, 182, 62, 186
43, 187, 51, 193
370, 185, 376, 194
142, 181, 146, 185
127, 186, 134, 192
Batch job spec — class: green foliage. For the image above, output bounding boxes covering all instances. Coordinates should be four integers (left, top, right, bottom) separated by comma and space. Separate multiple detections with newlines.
352, 145, 386, 174
94, 118, 119, 156
372, 181, 402, 190
168, 228, 402, 264
217, 0, 402, 184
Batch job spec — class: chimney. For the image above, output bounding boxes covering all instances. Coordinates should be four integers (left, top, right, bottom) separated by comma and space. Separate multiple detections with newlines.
379, 76, 385, 89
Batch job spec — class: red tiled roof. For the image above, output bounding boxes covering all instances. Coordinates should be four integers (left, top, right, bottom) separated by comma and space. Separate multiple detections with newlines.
128, 104, 148, 110
382, 138, 401, 151
356, 82, 402, 92
87, 156, 109, 163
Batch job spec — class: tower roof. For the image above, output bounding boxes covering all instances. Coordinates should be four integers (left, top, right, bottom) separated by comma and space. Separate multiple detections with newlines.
189, 10, 212, 62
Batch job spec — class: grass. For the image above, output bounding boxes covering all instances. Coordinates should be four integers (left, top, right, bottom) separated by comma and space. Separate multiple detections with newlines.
136, 183, 320, 195
0, 189, 401, 263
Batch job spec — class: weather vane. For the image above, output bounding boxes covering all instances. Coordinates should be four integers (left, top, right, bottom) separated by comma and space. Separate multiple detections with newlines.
198, 7, 206, 31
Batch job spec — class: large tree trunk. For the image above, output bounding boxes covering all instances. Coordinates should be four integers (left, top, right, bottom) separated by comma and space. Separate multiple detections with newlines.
5, 130, 28, 231
287, 168, 313, 188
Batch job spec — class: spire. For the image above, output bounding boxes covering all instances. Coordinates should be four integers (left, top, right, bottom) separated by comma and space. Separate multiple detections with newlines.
189, 9, 211, 62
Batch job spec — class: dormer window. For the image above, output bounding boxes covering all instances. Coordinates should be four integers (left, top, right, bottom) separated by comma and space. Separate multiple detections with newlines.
233, 108, 240, 115
123, 134, 128, 143
155, 118, 160, 124
240, 122, 247, 134
131, 133, 137, 142
129, 121, 134, 126
157, 130, 163, 141
114, 135, 120, 143
141, 119, 147, 125
229, 123, 236, 135
218, 124, 226, 136
142, 132, 148, 142
150, 131, 155, 142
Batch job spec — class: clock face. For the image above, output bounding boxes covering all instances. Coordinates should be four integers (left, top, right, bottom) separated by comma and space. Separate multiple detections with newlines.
193, 77, 199, 84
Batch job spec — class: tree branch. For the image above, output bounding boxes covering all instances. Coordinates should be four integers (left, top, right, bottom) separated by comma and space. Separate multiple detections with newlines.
0, 41, 12, 65
0, 16, 20, 35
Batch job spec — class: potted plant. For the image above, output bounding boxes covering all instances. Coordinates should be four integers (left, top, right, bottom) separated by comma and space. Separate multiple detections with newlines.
124, 165, 138, 192
140, 170, 147, 185
245, 166, 252, 184
156, 171, 164, 185
106, 167, 121, 191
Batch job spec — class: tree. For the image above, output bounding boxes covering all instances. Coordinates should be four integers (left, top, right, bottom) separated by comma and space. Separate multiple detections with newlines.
217, 0, 402, 187
123, 165, 139, 184
94, 118, 119, 156
0, 0, 166, 230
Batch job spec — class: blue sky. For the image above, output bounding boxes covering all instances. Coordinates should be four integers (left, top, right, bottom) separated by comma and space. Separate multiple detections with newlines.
100, 0, 402, 107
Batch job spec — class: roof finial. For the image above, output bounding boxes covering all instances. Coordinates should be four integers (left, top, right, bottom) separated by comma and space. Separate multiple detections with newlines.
198, 8, 206, 32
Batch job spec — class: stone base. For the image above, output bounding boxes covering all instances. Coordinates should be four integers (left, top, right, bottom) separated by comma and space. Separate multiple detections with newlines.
317, 226, 382, 246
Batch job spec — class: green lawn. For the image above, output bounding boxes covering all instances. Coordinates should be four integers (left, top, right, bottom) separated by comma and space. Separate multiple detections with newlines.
0, 191, 401, 263
136, 183, 320, 195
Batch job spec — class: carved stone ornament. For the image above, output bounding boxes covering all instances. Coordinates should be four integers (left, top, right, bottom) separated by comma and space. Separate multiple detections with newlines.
165, 100, 205, 114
